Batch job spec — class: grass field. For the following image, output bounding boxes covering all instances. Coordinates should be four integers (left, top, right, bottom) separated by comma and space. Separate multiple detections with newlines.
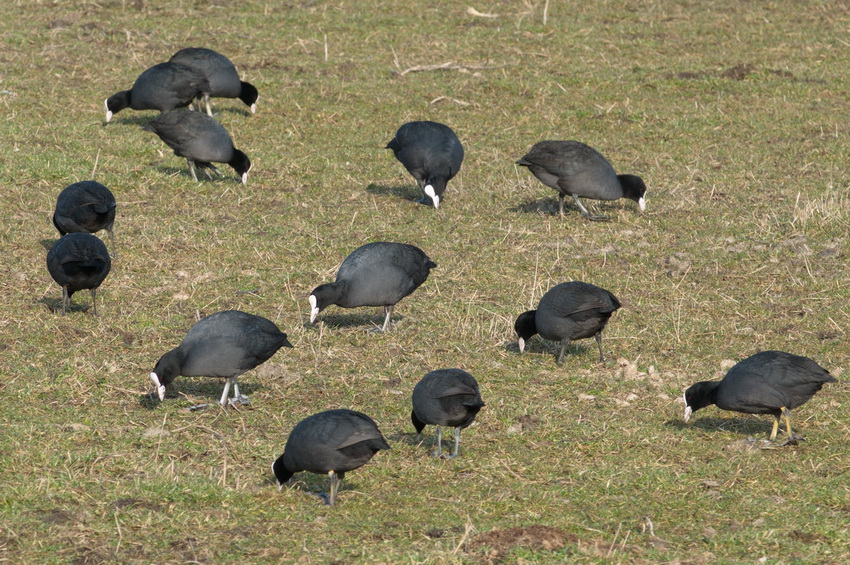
2, 0, 849, 562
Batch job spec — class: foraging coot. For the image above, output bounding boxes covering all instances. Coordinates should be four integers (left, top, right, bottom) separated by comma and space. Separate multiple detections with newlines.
169, 47, 259, 115
386, 121, 464, 209
411, 369, 485, 459
273, 409, 390, 505
150, 310, 292, 406
46, 233, 111, 315
52, 181, 116, 246
517, 140, 646, 221
515, 281, 621, 364
684, 350, 836, 444
309, 242, 437, 332
104, 62, 210, 123
143, 111, 252, 184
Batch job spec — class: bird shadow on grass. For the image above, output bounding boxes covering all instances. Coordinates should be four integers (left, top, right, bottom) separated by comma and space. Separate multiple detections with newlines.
509, 197, 618, 218
36, 297, 92, 315
666, 416, 773, 437
137, 380, 263, 409
387, 431, 422, 448
40, 238, 58, 251
308, 313, 405, 331
365, 183, 423, 203
152, 165, 238, 184
278, 476, 364, 505
503, 338, 592, 360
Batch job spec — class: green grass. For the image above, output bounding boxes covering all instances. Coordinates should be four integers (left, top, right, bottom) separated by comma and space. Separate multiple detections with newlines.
1, 0, 849, 562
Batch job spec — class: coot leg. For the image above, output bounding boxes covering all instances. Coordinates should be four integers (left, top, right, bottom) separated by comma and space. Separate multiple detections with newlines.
61, 287, 70, 315
778, 408, 805, 446
380, 305, 394, 332
573, 195, 607, 221
327, 470, 340, 505
187, 159, 199, 181
434, 425, 444, 458
595, 332, 604, 362
556, 339, 571, 364
90, 288, 98, 316
449, 427, 461, 459
219, 378, 232, 406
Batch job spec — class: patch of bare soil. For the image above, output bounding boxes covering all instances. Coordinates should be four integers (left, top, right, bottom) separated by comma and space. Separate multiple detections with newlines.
469, 525, 575, 556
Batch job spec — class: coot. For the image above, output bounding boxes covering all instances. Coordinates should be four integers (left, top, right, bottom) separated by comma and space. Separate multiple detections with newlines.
46, 233, 111, 315
309, 242, 437, 331
517, 140, 646, 221
53, 181, 116, 246
143, 111, 252, 184
684, 350, 835, 444
150, 310, 293, 406
104, 62, 209, 123
411, 369, 485, 458
169, 47, 259, 115
386, 121, 464, 209
273, 409, 390, 505
515, 281, 621, 364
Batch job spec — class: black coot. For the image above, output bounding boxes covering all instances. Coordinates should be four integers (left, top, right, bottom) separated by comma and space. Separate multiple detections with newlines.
46, 233, 111, 315
684, 350, 836, 444
143, 111, 252, 184
273, 409, 390, 505
309, 242, 437, 331
53, 181, 116, 246
411, 369, 485, 459
150, 310, 293, 406
517, 140, 646, 221
386, 121, 464, 209
515, 281, 621, 364
169, 47, 259, 115
104, 62, 210, 123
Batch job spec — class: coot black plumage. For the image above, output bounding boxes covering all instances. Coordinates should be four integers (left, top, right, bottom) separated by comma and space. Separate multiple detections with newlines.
273, 409, 390, 505
386, 121, 464, 209
411, 369, 485, 459
143, 111, 252, 184
52, 181, 116, 246
309, 242, 437, 331
169, 47, 259, 115
684, 351, 836, 444
46, 233, 111, 315
104, 62, 210, 123
516, 140, 646, 221
515, 281, 621, 364
150, 310, 293, 406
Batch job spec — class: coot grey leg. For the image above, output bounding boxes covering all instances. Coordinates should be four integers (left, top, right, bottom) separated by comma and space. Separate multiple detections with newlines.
60, 287, 70, 315
204, 94, 212, 117
187, 159, 199, 181
230, 378, 249, 406
434, 425, 444, 458
449, 427, 461, 459
595, 332, 604, 362
327, 470, 340, 505
380, 305, 394, 332
556, 339, 570, 364
558, 193, 566, 216
219, 378, 233, 406
573, 195, 607, 221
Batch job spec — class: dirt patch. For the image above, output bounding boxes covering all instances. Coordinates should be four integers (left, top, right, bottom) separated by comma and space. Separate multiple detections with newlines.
469, 525, 575, 555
